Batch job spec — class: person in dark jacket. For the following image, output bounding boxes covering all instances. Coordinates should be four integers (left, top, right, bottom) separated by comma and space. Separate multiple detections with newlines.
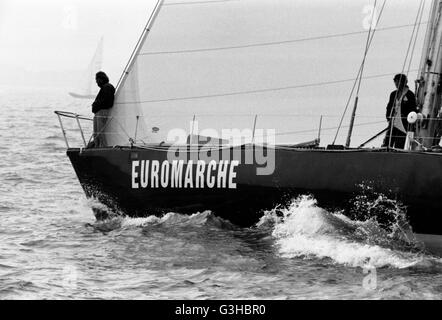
382, 74, 417, 149
89, 71, 115, 148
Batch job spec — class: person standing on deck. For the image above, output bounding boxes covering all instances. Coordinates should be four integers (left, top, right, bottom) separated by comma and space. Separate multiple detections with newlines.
89, 71, 115, 148
382, 74, 417, 149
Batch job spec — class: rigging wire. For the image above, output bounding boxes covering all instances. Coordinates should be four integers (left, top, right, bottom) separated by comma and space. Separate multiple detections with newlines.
61, 114, 437, 140
114, 70, 416, 105
139, 23, 427, 56
402, 0, 426, 78
407, 0, 427, 77
332, 0, 387, 145
116, 0, 163, 91
164, 0, 239, 6
272, 120, 386, 137
344, 0, 379, 147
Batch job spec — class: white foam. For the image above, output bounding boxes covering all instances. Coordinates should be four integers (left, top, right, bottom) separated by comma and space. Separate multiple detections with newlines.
271, 196, 427, 269
120, 216, 162, 227
120, 210, 227, 228
85, 197, 113, 213
83, 194, 228, 230
276, 234, 421, 269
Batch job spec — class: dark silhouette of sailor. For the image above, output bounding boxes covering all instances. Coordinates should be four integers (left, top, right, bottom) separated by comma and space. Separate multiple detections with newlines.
89, 71, 115, 148
383, 74, 417, 149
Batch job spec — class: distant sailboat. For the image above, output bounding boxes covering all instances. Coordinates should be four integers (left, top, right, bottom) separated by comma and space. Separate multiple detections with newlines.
68, 37, 104, 99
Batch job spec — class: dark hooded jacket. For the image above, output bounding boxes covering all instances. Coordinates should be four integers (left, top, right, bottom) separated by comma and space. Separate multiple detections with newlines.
386, 87, 417, 130
92, 83, 115, 114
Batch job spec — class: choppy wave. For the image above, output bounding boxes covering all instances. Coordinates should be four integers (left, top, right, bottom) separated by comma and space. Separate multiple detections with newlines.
83, 193, 442, 270
86, 194, 235, 233
257, 195, 442, 269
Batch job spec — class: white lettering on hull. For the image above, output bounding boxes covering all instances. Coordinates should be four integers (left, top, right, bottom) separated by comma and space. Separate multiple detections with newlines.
132, 161, 140, 189
131, 160, 239, 189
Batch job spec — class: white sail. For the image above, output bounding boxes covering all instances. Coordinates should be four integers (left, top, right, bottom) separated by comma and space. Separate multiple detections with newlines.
107, 0, 429, 147
69, 37, 104, 99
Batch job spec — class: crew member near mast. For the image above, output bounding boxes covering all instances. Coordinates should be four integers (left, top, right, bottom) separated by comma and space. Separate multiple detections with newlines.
382, 74, 417, 149
89, 71, 115, 148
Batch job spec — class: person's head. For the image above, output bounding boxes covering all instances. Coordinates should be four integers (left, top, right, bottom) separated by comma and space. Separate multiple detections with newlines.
393, 74, 408, 90
96, 71, 109, 88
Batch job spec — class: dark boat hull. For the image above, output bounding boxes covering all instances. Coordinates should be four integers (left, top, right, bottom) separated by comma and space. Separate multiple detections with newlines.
67, 146, 442, 235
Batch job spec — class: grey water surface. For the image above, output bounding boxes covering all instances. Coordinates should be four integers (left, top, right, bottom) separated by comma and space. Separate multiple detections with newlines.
1, 87, 442, 300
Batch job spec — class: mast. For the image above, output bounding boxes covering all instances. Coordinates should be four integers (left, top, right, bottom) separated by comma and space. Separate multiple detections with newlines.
415, 0, 442, 149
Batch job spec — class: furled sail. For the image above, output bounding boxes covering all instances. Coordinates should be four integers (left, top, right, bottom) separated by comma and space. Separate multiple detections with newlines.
106, 0, 429, 147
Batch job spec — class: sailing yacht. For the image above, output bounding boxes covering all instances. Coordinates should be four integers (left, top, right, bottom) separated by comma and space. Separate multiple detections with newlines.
68, 37, 104, 99
56, 0, 442, 251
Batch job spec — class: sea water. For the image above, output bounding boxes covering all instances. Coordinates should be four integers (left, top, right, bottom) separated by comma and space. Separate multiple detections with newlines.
1, 86, 442, 300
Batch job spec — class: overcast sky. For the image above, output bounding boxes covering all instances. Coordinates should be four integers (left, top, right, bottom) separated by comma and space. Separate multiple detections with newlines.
0, 0, 428, 87
0, 0, 156, 86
